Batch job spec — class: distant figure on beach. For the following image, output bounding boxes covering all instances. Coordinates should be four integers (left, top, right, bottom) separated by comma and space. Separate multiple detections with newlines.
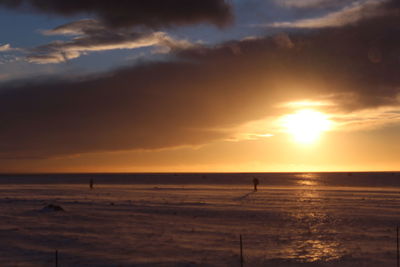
89, 178, 94, 190
253, 177, 259, 192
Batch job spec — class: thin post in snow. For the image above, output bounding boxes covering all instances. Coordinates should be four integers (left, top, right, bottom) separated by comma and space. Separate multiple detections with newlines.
240, 234, 243, 267
55, 249, 58, 267
397, 226, 399, 267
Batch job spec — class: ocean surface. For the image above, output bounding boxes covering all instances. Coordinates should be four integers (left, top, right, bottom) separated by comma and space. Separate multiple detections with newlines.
0, 172, 399, 266
1, 172, 400, 187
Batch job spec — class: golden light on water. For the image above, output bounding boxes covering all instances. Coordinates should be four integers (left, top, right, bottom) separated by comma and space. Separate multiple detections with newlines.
282, 109, 332, 144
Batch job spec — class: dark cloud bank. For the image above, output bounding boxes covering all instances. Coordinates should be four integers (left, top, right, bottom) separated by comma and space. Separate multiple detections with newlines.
0, 0, 400, 159
0, 0, 232, 28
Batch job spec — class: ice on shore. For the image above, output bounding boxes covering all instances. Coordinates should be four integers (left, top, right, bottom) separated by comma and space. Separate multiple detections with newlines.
0, 174, 399, 266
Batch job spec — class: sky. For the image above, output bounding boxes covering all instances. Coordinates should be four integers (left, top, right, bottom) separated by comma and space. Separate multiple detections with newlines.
0, 0, 399, 173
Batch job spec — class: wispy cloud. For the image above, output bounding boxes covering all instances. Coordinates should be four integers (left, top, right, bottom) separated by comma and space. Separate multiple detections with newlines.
280, 100, 334, 108
0, 44, 22, 65
0, 44, 12, 52
278, 98, 400, 132
333, 107, 400, 131
28, 20, 192, 64
275, 0, 357, 9
268, 0, 387, 28
226, 133, 274, 142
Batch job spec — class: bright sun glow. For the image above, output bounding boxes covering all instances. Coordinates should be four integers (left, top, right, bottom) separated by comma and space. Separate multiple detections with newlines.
282, 109, 332, 144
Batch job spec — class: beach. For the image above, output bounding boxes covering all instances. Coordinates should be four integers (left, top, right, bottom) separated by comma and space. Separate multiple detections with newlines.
0, 173, 399, 266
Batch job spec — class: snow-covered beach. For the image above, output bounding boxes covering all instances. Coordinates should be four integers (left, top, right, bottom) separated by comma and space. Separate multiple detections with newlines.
0, 173, 399, 266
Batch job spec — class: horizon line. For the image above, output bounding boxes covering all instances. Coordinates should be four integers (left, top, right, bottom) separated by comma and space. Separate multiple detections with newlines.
0, 171, 399, 175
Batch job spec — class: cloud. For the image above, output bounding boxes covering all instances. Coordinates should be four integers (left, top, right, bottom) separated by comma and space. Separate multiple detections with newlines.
0, 44, 22, 65
42, 19, 105, 36
28, 19, 192, 64
0, 62, 233, 158
332, 107, 400, 131
0, 0, 232, 28
275, 0, 358, 9
0, 0, 400, 159
0, 44, 11, 52
268, 0, 388, 28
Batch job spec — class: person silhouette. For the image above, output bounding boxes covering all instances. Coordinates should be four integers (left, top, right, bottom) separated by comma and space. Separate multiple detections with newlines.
253, 177, 259, 192
89, 178, 94, 190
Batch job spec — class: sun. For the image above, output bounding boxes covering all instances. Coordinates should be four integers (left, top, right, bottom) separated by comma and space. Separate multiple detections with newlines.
282, 109, 332, 144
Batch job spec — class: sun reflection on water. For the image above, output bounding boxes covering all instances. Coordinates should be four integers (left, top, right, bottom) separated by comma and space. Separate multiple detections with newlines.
286, 173, 344, 262
298, 180, 318, 186
285, 239, 342, 262
296, 173, 321, 187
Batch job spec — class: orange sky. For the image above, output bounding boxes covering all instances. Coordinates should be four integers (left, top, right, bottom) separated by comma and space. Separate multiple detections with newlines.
0, 0, 399, 173
3, 115, 399, 173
